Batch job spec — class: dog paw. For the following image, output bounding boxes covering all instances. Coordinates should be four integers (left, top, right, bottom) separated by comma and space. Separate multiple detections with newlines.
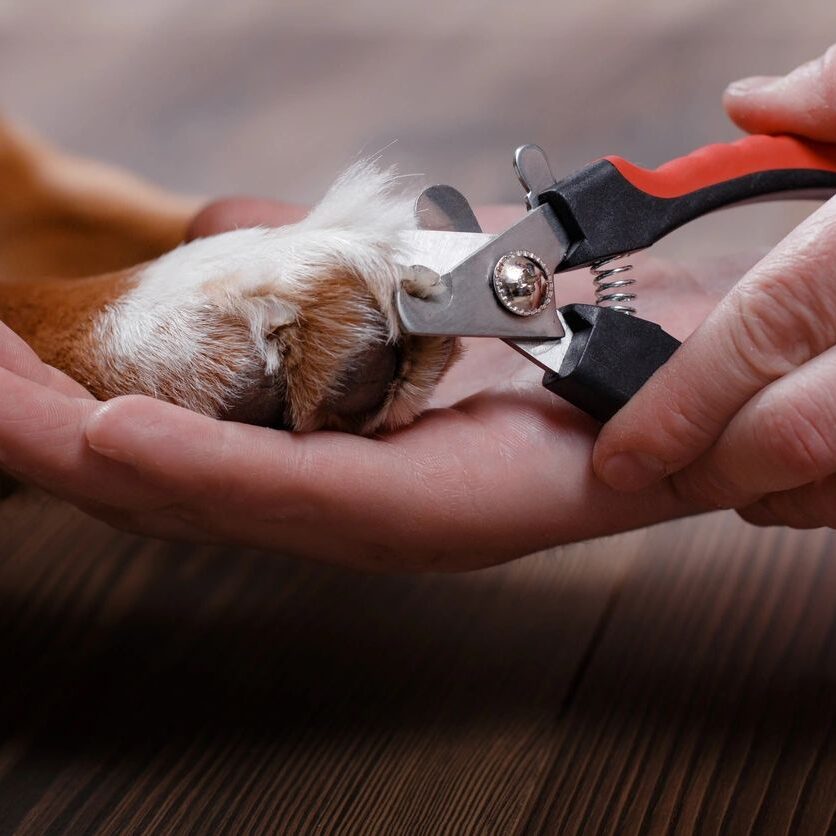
93, 161, 460, 433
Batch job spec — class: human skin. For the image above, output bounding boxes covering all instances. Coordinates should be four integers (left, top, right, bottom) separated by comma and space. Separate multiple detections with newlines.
7, 44, 835, 569
594, 44, 836, 530
0, 197, 746, 570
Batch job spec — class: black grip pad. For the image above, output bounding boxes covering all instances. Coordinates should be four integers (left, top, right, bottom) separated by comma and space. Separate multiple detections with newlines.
543, 304, 680, 422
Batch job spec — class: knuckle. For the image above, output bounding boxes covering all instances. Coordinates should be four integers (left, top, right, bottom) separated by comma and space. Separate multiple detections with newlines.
655, 403, 712, 461
759, 489, 825, 530
753, 395, 835, 481
668, 470, 722, 509
670, 463, 750, 510
617, 378, 720, 469
728, 267, 819, 378
737, 502, 779, 528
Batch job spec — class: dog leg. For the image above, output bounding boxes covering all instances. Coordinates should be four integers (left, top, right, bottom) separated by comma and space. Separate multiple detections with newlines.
0, 118, 197, 281
0, 160, 459, 433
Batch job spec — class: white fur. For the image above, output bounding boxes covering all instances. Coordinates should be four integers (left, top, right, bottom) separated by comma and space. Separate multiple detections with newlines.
95, 160, 419, 416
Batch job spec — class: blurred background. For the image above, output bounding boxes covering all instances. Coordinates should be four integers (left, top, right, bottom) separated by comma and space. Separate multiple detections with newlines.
1, 0, 834, 261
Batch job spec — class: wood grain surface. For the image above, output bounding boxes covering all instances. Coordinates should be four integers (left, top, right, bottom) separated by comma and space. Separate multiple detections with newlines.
1, 0, 835, 833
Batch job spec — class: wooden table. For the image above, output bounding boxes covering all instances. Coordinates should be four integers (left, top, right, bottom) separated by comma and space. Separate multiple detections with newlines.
1, 1, 835, 832
0, 496, 834, 833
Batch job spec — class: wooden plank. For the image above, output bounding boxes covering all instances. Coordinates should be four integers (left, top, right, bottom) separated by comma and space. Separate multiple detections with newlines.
520, 515, 836, 835
0, 493, 639, 834
3, 499, 833, 833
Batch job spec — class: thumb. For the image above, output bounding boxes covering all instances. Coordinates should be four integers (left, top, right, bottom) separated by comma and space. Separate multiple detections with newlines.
592, 197, 836, 495
723, 45, 836, 141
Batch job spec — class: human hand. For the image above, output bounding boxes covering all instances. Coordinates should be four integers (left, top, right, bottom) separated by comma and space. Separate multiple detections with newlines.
593, 45, 836, 529
1, 199, 749, 570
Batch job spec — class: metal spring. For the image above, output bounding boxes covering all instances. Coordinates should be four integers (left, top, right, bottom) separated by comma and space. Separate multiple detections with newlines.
590, 255, 637, 316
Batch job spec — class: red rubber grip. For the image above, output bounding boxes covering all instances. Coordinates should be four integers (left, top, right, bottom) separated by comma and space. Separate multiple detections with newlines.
604, 135, 836, 199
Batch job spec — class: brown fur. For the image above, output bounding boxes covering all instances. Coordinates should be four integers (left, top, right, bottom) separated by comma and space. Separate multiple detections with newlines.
0, 119, 195, 282
208, 267, 459, 433
274, 268, 392, 431
0, 118, 457, 434
0, 271, 136, 393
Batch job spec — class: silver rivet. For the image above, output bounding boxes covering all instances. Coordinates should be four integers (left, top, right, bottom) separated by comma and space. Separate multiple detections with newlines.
492, 251, 552, 316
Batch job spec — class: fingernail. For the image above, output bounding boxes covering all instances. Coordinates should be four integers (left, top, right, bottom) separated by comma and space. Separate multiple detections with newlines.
725, 75, 779, 96
85, 403, 144, 465
87, 424, 139, 465
87, 440, 136, 465
598, 452, 667, 493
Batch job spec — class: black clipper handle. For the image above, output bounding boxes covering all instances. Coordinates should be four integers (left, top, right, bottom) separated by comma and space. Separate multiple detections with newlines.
543, 304, 680, 422
544, 135, 836, 270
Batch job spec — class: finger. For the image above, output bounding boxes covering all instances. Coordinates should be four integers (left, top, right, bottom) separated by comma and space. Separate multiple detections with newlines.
724, 45, 836, 141
86, 395, 304, 499
185, 198, 308, 240
736, 501, 783, 527
0, 321, 94, 399
90, 503, 218, 544
739, 474, 836, 529
85, 395, 450, 565
671, 345, 836, 508
0, 367, 165, 510
84, 394, 414, 535
85, 391, 694, 569
594, 197, 836, 493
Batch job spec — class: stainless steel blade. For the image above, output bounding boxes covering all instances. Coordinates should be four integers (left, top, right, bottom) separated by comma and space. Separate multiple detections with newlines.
414, 185, 483, 233
396, 203, 570, 339
398, 229, 495, 276
507, 312, 573, 375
